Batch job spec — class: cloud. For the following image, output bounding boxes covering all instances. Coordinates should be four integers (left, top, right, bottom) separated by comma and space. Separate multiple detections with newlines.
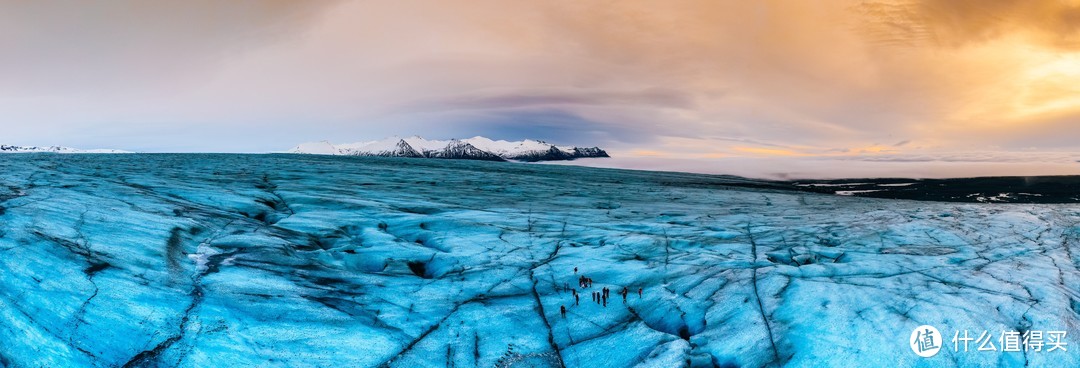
415, 87, 696, 112
854, 0, 1080, 50
1, 0, 1078, 178
0, 1, 338, 95
449, 109, 655, 146
828, 151, 1080, 163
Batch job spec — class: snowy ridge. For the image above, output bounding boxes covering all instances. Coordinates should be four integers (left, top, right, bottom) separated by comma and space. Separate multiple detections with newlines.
287, 136, 609, 162
0, 145, 131, 154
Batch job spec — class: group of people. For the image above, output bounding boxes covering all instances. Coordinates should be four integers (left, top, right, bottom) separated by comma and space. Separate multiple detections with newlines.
576, 269, 592, 288
560, 266, 644, 317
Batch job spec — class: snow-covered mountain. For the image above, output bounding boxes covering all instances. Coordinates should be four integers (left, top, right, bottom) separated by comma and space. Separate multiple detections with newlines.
0, 145, 131, 154
287, 136, 610, 162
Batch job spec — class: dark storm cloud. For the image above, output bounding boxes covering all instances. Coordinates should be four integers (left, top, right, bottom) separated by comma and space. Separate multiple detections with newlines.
454, 110, 656, 146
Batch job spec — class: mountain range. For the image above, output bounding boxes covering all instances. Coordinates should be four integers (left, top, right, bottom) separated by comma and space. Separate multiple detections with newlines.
287, 136, 610, 162
0, 145, 131, 154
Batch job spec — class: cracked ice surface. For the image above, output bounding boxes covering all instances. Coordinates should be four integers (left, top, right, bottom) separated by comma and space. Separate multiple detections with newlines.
0, 154, 1078, 367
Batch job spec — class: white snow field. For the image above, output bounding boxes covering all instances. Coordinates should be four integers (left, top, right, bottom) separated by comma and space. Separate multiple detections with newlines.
0, 154, 1076, 367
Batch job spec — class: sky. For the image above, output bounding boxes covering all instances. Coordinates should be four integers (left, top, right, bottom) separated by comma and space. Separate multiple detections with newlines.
3, 0, 1080, 179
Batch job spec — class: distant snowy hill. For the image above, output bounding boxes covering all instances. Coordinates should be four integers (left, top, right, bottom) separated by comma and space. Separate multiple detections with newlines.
0, 145, 131, 154
287, 136, 610, 162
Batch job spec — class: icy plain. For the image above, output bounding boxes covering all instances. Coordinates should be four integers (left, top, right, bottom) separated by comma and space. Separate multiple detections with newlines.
0, 154, 1077, 367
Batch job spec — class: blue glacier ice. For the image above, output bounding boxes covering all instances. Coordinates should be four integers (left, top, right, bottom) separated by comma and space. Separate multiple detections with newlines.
0, 154, 1077, 367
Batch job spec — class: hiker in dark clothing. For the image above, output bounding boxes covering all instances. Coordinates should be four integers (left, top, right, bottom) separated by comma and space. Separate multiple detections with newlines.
638, 287, 643, 298
575, 294, 580, 306
574, 267, 578, 274
560, 305, 566, 317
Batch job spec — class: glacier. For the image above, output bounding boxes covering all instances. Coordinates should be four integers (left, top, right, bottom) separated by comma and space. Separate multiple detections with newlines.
0, 154, 1077, 367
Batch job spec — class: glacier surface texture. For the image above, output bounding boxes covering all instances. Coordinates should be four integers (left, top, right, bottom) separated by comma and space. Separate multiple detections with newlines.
0, 154, 1077, 367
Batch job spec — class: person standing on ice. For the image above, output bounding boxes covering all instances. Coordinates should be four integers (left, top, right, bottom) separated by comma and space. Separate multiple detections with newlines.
574, 267, 578, 274
638, 287, 643, 298
560, 305, 566, 317
575, 293, 580, 306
